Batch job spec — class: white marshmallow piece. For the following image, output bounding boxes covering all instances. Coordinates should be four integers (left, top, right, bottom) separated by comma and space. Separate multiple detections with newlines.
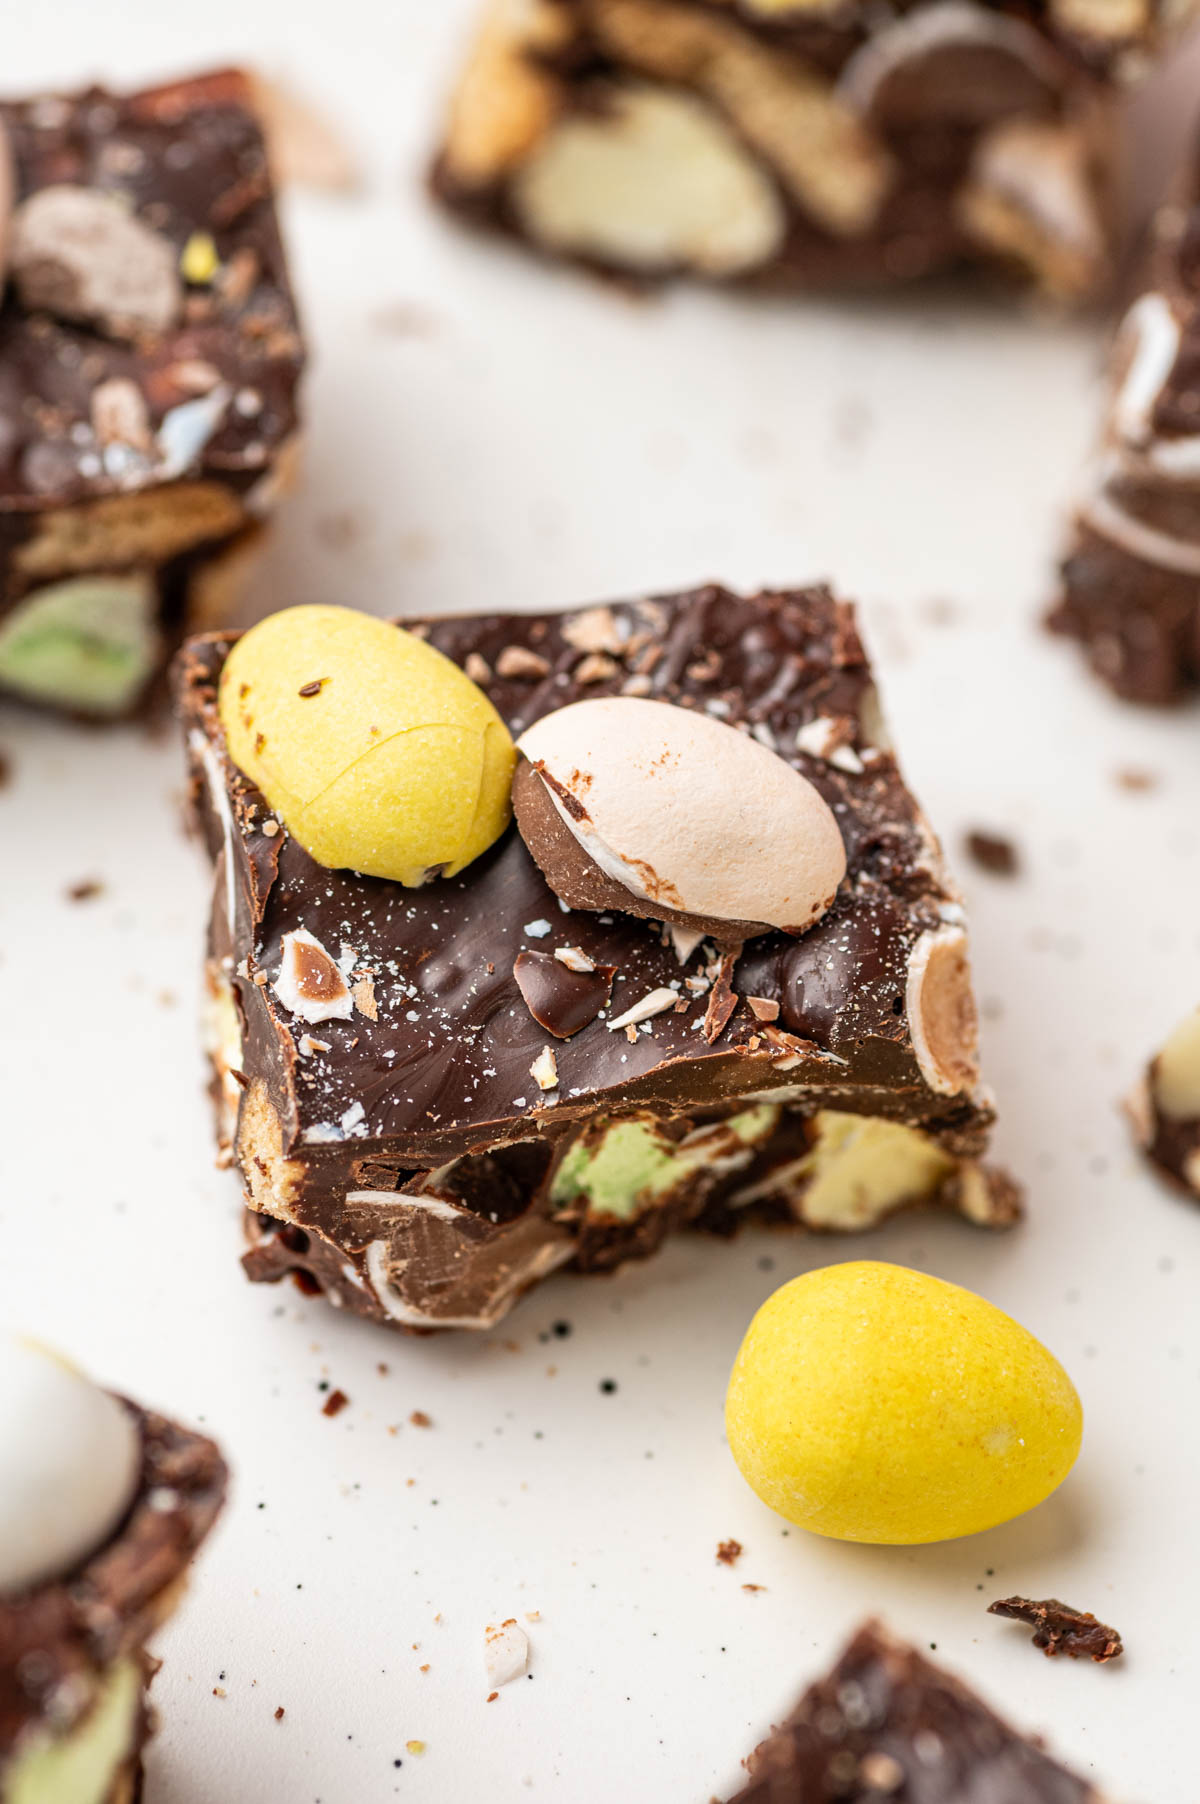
0, 1336, 141, 1594
517, 697, 846, 933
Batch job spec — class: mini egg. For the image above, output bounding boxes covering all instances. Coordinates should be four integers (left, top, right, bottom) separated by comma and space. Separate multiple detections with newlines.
725, 1261, 1082, 1544
219, 605, 516, 886
0, 1336, 141, 1593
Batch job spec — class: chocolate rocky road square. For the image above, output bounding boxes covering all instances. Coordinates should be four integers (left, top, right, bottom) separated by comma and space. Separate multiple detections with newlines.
175, 582, 1017, 1335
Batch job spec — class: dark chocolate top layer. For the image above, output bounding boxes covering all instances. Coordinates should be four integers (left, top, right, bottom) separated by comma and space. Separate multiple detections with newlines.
177, 585, 986, 1168
725, 1622, 1107, 1801
0, 1403, 226, 1756
0, 68, 303, 512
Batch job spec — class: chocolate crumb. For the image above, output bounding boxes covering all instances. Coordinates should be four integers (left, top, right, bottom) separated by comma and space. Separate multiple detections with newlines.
746, 996, 779, 1023
964, 830, 1019, 876
66, 878, 104, 902
322, 1388, 349, 1418
988, 1596, 1123, 1662
1114, 767, 1158, 793
716, 1539, 743, 1567
409, 1410, 432, 1428
486, 1691, 499, 1703
741, 1583, 766, 1594
298, 679, 325, 698
274, 1707, 285, 1721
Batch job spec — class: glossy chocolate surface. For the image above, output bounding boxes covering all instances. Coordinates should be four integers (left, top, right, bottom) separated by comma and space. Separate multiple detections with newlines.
178, 585, 988, 1173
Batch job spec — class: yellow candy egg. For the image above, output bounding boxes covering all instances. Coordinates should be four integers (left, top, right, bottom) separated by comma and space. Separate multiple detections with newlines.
725, 1261, 1082, 1544
219, 605, 516, 885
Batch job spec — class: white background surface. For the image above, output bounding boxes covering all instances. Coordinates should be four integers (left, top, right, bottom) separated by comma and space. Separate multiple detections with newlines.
2, 6, 1200, 1801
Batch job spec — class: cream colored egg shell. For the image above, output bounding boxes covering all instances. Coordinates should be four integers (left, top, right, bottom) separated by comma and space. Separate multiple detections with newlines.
0, 1336, 141, 1594
515, 697, 846, 933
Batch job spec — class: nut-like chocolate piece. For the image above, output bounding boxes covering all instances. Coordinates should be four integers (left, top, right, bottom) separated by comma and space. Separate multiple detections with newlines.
513, 696, 846, 938
10, 184, 183, 340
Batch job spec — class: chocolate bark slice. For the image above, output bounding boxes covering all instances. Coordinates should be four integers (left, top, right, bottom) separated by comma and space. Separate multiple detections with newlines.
427, 0, 1158, 304
1127, 1004, 1200, 1198
1051, 127, 1200, 702
0, 1405, 226, 1803
723, 1621, 1112, 1800
0, 69, 304, 721
175, 583, 1016, 1336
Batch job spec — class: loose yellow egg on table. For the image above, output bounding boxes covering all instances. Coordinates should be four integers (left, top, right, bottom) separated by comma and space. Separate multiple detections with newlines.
725, 1261, 1082, 1545
218, 605, 516, 885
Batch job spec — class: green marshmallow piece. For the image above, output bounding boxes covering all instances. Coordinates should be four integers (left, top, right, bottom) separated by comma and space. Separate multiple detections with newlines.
0, 575, 159, 716
6, 1658, 140, 1804
552, 1105, 778, 1221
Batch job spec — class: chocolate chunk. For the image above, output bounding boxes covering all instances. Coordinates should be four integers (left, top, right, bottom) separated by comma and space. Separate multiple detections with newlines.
724, 1621, 1114, 1800
0, 70, 305, 724
964, 829, 1019, 876
514, 949, 616, 1038
988, 1595, 1123, 1663
1051, 133, 1200, 703
175, 584, 1013, 1337
429, 0, 1157, 306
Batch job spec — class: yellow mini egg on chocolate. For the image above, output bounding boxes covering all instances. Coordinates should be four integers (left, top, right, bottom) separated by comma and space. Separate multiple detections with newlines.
219, 605, 516, 885
725, 1261, 1082, 1545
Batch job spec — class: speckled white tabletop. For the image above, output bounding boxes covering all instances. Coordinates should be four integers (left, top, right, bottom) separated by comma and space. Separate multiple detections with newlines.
2, 7, 1200, 1801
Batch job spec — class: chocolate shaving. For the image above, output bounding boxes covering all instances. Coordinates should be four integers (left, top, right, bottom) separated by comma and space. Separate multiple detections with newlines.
513, 950, 615, 1039
988, 1596, 1123, 1662
703, 949, 740, 1044
321, 1388, 349, 1418
716, 1539, 743, 1567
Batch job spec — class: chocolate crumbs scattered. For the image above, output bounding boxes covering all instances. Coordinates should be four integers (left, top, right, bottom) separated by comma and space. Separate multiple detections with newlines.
321, 1388, 349, 1418
409, 1410, 432, 1428
988, 1596, 1123, 1662
716, 1539, 743, 1567
298, 679, 325, 698
66, 878, 104, 902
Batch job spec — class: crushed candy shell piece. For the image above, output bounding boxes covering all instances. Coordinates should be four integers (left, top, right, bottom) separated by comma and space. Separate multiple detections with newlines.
484, 1619, 529, 1689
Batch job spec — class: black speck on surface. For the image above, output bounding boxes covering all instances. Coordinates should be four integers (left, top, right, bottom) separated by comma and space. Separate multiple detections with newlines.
757, 1256, 775, 1272
599, 1379, 617, 1394
552, 1321, 573, 1338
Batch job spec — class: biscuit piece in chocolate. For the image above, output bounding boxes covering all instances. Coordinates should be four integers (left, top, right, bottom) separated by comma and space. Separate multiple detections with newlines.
988, 1595, 1123, 1662
427, 0, 1170, 304
722, 1621, 1114, 1800
175, 583, 1017, 1337
0, 1403, 226, 1802
1051, 128, 1200, 702
0, 69, 304, 721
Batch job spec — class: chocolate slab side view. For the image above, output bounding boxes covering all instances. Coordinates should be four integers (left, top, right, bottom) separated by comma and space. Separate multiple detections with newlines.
722, 1620, 1111, 1801
175, 584, 1017, 1336
1051, 128, 1200, 702
0, 68, 304, 720
428, 0, 1157, 304
0, 1406, 226, 1803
